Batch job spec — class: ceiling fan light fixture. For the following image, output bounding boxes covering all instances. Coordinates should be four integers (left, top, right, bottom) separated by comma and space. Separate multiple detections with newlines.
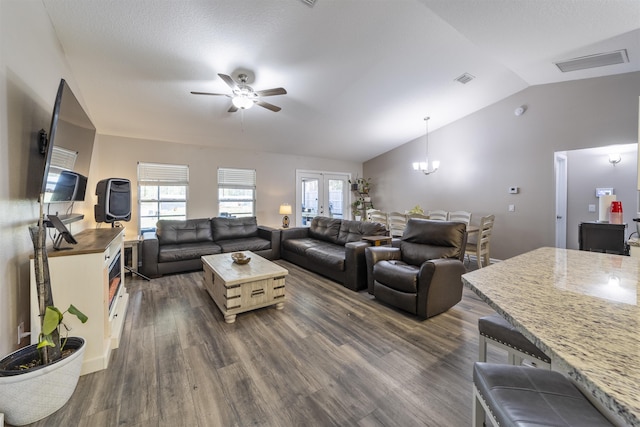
232, 96, 254, 110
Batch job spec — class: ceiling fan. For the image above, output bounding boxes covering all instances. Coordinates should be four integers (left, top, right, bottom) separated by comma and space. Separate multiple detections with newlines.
191, 73, 287, 112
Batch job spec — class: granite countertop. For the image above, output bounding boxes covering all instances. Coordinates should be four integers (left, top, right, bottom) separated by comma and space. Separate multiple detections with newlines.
462, 247, 639, 427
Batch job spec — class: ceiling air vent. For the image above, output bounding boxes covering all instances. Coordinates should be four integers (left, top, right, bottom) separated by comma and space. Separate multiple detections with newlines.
454, 73, 475, 84
300, 0, 317, 7
554, 49, 629, 73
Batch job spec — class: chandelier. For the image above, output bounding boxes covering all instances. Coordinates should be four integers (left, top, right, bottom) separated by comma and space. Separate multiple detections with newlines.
412, 117, 439, 175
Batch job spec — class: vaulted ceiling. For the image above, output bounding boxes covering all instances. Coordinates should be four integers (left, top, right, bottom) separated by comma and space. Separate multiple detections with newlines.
42, 0, 640, 163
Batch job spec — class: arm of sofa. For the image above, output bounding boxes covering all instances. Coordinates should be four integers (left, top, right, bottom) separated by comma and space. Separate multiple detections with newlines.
140, 231, 160, 278
416, 258, 466, 319
280, 226, 310, 241
365, 246, 402, 294
342, 241, 375, 291
258, 225, 281, 259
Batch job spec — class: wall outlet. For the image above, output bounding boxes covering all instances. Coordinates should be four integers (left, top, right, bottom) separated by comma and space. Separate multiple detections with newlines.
508, 204, 515, 212
588, 204, 596, 213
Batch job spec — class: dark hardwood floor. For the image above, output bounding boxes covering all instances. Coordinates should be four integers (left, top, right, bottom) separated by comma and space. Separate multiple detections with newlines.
26, 260, 501, 427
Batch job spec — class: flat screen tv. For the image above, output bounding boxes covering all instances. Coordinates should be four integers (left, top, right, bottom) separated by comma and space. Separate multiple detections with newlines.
40, 79, 96, 204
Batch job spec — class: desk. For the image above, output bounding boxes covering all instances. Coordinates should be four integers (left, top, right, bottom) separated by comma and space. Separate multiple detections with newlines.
462, 247, 638, 427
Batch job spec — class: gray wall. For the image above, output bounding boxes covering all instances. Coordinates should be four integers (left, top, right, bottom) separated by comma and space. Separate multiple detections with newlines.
364, 72, 640, 260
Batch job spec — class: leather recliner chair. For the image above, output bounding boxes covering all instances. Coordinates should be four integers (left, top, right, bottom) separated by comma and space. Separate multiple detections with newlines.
365, 219, 467, 319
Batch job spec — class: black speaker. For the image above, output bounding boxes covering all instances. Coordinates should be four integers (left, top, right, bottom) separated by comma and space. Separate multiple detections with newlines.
95, 178, 131, 223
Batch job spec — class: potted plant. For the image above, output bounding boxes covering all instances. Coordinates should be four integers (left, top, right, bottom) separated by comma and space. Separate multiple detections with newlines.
0, 202, 88, 425
352, 199, 363, 221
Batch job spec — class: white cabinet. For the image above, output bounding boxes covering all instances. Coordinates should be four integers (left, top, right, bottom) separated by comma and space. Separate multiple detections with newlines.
30, 228, 129, 375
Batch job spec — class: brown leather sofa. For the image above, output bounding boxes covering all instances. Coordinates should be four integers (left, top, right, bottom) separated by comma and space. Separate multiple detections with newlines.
280, 216, 387, 291
365, 219, 467, 319
140, 216, 280, 278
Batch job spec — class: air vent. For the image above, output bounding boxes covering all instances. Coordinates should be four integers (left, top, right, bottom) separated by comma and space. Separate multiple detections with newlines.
555, 49, 629, 73
300, 0, 317, 6
454, 73, 475, 84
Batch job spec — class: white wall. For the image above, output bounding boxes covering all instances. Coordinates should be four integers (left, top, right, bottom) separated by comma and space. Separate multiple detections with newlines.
89, 135, 362, 235
0, 1, 89, 356
364, 72, 640, 260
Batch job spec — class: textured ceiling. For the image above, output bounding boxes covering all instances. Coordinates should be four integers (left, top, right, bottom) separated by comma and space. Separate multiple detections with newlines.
42, 0, 640, 163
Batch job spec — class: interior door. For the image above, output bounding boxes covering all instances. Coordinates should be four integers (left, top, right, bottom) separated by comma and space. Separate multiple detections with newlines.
555, 152, 568, 248
295, 171, 349, 227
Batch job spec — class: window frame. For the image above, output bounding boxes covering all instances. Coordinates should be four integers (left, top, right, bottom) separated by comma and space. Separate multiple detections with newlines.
137, 162, 189, 232
217, 167, 257, 218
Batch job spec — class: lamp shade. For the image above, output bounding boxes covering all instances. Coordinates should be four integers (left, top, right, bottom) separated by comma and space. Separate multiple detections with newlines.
279, 204, 292, 215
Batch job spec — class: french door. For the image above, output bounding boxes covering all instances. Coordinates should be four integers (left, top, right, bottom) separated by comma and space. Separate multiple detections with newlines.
295, 170, 350, 227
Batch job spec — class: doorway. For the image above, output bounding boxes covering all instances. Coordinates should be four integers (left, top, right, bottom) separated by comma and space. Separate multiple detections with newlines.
295, 170, 350, 227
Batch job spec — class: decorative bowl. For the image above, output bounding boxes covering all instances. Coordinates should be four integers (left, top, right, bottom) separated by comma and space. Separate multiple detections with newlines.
231, 253, 251, 264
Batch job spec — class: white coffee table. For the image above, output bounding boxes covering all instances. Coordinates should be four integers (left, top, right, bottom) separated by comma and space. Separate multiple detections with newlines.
202, 251, 288, 323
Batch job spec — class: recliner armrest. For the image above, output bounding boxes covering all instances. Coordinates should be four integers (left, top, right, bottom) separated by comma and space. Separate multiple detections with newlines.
258, 225, 281, 259
416, 258, 466, 319
140, 231, 160, 278
365, 246, 401, 293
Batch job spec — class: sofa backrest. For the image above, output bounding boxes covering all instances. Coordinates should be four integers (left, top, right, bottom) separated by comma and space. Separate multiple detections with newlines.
400, 219, 466, 265
156, 218, 213, 245
308, 216, 341, 244
212, 216, 258, 241
337, 219, 387, 245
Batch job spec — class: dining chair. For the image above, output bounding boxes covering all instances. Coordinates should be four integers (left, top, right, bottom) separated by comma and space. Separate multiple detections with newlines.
466, 214, 495, 269
427, 210, 448, 221
387, 211, 408, 237
367, 209, 388, 228
448, 210, 472, 225
407, 213, 430, 220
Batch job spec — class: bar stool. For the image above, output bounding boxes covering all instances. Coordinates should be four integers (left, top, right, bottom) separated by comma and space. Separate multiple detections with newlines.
473, 362, 614, 427
479, 313, 551, 369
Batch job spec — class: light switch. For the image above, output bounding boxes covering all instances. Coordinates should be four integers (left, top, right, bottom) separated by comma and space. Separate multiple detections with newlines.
508, 204, 515, 212
588, 204, 596, 213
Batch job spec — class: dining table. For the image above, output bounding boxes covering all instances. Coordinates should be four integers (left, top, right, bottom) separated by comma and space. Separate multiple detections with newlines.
462, 247, 639, 427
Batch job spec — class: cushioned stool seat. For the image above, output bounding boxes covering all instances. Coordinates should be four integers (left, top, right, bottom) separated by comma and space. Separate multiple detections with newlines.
473, 362, 613, 427
479, 313, 551, 369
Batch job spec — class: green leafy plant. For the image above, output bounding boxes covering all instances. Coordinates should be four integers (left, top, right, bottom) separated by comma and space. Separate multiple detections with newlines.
38, 305, 88, 351
407, 205, 424, 215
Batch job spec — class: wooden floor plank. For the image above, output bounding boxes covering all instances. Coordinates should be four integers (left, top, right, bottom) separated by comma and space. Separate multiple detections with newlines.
26, 260, 498, 426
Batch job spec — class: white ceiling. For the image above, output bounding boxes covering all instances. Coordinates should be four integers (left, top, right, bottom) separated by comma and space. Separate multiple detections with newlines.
42, 0, 640, 163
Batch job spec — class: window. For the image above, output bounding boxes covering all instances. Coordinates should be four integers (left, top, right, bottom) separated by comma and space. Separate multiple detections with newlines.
218, 168, 256, 218
138, 162, 189, 232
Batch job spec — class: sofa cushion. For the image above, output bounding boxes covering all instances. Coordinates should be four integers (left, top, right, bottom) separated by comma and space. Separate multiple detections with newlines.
282, 237, 319, 256
305, 243, 346, 271
157, 218, 213, 245
373, 260, 419, 293
217, 237, 271, 253
158, 242, 221, 262
308, 217, 341, 244
337, 219, 387, 245
212, 216, 259, 241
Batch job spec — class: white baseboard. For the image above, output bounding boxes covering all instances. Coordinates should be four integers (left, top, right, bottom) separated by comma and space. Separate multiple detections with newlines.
1, 412, 4, 427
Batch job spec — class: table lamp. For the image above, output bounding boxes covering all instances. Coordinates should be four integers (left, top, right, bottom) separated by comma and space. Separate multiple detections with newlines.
279, 203, 292, 228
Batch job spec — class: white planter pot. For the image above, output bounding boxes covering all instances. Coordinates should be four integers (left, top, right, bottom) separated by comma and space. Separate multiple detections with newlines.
0, 337, 85, 426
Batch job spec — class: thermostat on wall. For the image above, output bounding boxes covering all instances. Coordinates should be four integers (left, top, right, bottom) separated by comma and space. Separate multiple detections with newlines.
595, 188, 614, 197
509, 186, 519, 194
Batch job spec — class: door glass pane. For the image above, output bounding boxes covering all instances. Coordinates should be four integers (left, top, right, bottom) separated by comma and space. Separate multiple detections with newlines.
301, 178, 319, 225
328, 179, 344, 219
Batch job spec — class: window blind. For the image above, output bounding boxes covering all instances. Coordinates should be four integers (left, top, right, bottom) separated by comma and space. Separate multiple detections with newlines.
50, 146, 78, 170
218, 168, 256, 188
138, 162, 189, 184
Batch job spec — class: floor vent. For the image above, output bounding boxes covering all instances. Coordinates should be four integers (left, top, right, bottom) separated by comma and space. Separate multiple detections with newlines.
555, 49, 629, 72
454, 72, 475, 84
300, 0, 317, 7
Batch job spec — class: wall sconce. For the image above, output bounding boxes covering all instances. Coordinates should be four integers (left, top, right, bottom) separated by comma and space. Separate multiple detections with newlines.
412, 117, 439, 175
608, 153, 621, 165
279, 203, 292, 228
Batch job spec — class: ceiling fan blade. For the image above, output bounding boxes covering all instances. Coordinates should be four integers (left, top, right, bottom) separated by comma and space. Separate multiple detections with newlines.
190, 91, 230, 97
228, 104, 239, 113
218, 73, 237, 89
256, 101, 281, 112
255, 87, 287, 97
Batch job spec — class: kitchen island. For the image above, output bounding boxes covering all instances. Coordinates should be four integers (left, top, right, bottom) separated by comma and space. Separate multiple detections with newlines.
463, 247, 638, 427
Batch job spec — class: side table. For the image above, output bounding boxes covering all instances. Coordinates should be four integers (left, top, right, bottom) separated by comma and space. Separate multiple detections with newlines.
362, 235, 392, 246
124, 237, 151, 280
